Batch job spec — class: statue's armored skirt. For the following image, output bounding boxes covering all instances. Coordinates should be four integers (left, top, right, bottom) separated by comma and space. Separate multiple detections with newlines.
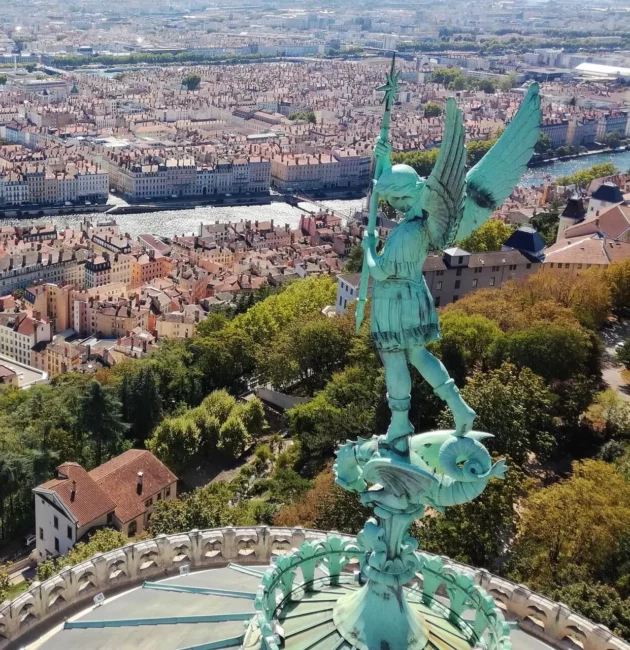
370, 216, 440, 351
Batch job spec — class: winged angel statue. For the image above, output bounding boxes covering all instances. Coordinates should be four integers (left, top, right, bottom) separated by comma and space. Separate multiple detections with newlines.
362, 83, 542, 448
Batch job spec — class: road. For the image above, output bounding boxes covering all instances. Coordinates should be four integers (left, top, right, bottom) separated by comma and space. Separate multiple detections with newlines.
600, 319, 630, 402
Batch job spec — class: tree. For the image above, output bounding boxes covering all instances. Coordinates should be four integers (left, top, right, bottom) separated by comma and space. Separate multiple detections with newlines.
0, 75, 6, 86
433, 311, 502, 383
76, 381, 127, 466
120, 366, 162, 443
490, 323, 590, 382
439, 363, 556, 464
535, 133, 552, 155
424, 102, 442, 118
601, 132, 622, 149
530, 204, 560, 246
619, 340, 630, 368
36, 528, 131, 580
0, 564, 9, 602
508, 460, 630, 590
457, 220, 515, 253
345, 244, 364, 273
498, 72, 517, 91
605, 260, 630, 313
182, 73, 201, 90
259, 315, 353, 394
557, 163, 618, 188
414, 461, 528, 569
274, 466, 370, 534
466, 138, 497, 166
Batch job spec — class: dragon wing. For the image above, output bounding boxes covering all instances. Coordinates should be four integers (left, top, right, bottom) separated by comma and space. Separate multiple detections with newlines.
455, 82, 542, 242
362, 457, 437, 499
419, 97, 467, 250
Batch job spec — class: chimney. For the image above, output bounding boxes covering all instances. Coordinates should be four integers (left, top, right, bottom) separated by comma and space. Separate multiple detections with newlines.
137, 471, 144, 495
70, 480, 76, 502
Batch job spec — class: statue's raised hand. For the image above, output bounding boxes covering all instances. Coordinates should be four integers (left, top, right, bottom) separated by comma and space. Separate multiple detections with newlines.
373, 138, 392, 161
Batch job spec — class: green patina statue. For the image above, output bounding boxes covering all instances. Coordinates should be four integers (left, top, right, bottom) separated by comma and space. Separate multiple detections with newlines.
357, 68, 541, 450
331, 58, 541, 650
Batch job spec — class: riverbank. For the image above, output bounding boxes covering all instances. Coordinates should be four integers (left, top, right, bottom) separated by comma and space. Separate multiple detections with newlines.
528, 146, 620, 167
0, 203, 109, 219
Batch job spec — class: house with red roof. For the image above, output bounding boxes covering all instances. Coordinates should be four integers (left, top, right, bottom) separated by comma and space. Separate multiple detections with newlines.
33, 450, 177, 559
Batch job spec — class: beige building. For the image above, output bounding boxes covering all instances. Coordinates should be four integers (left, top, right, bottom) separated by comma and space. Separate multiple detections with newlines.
155, 312, 197, 339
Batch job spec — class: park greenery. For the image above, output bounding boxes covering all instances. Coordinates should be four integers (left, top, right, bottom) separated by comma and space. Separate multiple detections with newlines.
181, 73, 201, 91
6, 260, 630, 638
557, 162, 618, 188
288, 111, 316, 124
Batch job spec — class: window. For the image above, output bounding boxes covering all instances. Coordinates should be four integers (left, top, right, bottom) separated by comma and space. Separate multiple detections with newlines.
472, 279, 478, 288
436, 281, 442, 290
550, 263, 554, 268
490, 277, 496, 286
454, 280, 460, 289
128, 520, 137, 536
434, 297, 441, 307
565, 263, 570, 269
526, 263, 532, 269
577, 263, 582, 269
458, 256, 463, 263
39, 527, 43, 540
67, 526, 72, 540
107, 512, 113, 525
456, 268, 462, 276
509, 264, 517, 271
157, 493, 162, 501
474, 267, 482, 274
166, 487, 171, 498
54, 537, 59, 553
145, 498, 152, 508
54, 516, 58, 530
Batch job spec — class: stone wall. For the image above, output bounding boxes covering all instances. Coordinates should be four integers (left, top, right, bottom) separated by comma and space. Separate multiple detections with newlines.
0, 526, 627, 650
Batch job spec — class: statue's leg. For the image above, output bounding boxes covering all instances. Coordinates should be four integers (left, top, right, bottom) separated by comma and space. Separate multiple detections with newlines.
379, 349, 414, 447
407, 346, 476, 435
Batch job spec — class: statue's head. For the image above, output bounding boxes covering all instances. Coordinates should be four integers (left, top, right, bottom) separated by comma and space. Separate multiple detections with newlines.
376, 164, 424, 215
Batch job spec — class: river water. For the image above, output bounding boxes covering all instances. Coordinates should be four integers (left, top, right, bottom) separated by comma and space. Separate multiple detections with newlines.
3, 151, 630, 239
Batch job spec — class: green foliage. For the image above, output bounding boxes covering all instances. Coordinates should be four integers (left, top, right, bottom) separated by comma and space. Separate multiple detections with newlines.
149, 482, 254, 535
619, 340, 630, 369
508, 460, 630, 592
530, 203, 561, 246
0, 564, 9, 602
557, 162, 618, 188
430, 67, 497, 93
439, 363, 556, 463
466, 138, 497, 166
534, 133, 552, 155
344, 244, 364, 273
414, 460, 528, 568
288, 111, 316, 123
423, 102, 442, 118
491, 323, 590, 382
498, 72, 517, 91
182, 73, 201, 91
259, 315, 353, 395
604, 260, 630, 313
0, 75, 6, 86
35, 528, 130, 581
146, 389, 265, 471
457, 220, 515, 253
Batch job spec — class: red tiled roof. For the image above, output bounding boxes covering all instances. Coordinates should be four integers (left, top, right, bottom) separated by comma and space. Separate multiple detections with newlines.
89, 450, 177, 524
39, 463, 116, 527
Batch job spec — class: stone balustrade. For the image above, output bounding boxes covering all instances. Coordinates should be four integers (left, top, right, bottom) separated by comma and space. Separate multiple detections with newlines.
0, 526, 628, 650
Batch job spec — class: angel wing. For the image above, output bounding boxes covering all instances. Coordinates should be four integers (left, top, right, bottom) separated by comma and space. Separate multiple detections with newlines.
420, 96, 467, 251
455, 82, 542, 242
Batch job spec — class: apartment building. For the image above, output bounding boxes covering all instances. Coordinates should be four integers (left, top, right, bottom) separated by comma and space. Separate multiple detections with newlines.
0, 311, 52, 366
131, 250, 172, 287
335, 247, 540, 314
270, 149, 371, 192
0, 250, 84, 294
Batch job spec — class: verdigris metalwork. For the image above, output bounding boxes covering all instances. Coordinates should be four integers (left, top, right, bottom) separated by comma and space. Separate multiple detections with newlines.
332, 57, 540, 649
244, 57, 540, 650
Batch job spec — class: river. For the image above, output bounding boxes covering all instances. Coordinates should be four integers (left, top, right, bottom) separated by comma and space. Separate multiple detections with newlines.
2, 150, 629, 239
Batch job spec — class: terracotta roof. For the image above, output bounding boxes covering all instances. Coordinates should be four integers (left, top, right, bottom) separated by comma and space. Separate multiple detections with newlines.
39, 463, 116, 527
89, 450, 177, 524
544, 235, 610, 266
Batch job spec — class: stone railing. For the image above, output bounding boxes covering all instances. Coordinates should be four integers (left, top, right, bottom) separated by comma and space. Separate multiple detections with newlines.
0, 526, 628, 650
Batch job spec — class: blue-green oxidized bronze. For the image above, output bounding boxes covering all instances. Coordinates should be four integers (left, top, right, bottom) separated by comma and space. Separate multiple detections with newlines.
332, 59, 541, 650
